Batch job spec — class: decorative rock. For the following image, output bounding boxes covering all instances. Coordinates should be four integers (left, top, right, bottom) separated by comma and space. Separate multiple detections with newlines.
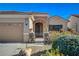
19, 48, 32, 56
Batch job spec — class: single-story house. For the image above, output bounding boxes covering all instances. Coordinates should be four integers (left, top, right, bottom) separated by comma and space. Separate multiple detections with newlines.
49, 16, 68, 31
68, 15, 79, 32
0, 11, 68, 42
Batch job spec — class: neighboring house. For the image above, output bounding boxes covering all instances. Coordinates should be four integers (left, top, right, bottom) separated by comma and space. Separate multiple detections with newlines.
68, 15, 79, 32
0, 11, 68, 42
49, 16, 68, 31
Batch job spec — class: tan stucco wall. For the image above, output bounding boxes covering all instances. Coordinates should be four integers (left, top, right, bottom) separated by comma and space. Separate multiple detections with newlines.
0, 14, 28, 18
0, 18, 25, 23
0, 14, 29, 23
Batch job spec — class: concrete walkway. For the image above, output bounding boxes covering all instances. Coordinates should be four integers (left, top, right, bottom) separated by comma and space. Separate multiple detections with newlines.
35, 38, 44, 42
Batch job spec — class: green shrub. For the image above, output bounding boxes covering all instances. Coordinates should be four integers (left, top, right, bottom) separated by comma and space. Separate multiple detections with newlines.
49, 31, 72, 41
52, 35, 79, 56
45, 49, 64, 56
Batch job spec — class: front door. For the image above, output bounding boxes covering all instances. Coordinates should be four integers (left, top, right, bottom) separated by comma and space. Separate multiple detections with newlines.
35, 23, 43, 37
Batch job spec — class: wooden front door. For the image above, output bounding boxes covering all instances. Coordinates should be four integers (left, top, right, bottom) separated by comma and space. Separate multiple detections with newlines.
35, 23, 43, 37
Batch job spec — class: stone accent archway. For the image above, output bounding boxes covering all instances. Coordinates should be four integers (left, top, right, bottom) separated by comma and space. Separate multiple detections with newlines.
32, 16, 48, 38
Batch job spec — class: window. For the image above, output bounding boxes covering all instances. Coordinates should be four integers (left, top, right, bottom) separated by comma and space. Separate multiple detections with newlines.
49, 25, 63, 31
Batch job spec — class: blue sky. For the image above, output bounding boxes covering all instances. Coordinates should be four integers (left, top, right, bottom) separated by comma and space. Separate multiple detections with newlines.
0, 3, 79, 20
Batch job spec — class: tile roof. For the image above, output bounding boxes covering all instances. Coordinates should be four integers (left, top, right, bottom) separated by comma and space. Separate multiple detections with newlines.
49, 16, 69, 22
72, 14, 79, 18
0, 11, 24, 14
0, 11, 48, 15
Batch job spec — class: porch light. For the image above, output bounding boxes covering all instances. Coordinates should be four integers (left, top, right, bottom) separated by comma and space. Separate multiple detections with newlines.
26, 23, 28, 26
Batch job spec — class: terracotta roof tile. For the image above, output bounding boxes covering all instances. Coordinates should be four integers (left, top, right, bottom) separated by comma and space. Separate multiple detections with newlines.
72, 14, 79, 18
0, 11, 48, 15
0, 11, 24, 14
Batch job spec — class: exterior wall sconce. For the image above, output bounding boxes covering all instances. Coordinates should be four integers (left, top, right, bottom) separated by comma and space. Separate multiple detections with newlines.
26, 23, 28, 26
25, 18, 28, 26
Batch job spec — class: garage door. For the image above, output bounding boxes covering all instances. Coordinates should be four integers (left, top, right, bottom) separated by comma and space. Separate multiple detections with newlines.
0, 23, 23, 42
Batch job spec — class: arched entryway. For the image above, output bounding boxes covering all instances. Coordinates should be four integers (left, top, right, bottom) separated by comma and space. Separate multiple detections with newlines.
35, 22, 43, 37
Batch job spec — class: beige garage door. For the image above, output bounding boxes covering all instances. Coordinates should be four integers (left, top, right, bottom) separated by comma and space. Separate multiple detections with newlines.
0, 23, 23, 42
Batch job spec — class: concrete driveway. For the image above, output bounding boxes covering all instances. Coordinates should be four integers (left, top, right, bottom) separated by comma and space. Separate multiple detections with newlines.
0, 43, 26, 56
0, 42, 51, 56
0, 38, 44, 56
